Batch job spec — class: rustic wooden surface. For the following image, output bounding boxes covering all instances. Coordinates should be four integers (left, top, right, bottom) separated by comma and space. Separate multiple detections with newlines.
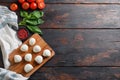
0, 0, 120, 80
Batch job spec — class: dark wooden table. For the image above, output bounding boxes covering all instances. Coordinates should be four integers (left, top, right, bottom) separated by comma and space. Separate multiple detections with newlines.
1, 0, 120, 80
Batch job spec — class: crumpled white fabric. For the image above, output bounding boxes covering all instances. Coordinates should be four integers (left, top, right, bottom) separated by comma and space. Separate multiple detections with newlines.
0, 68, 28, 80
0, 6, 28, 80
0, 25, 22, 69
0, 5, 21, 69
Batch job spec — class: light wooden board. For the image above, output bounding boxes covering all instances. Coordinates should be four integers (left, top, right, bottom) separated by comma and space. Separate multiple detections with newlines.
8, 33, 55, 77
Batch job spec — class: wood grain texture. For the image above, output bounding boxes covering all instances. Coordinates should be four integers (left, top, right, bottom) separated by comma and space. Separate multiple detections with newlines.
1, 3, 120, 29
2, 29, 120, 67
41, 4, 120, 28
1, 0, 120, 3
29, 67, 120, 80
41, 29, 120, 66
0, 0, 120, 80
45, 0, 120, 3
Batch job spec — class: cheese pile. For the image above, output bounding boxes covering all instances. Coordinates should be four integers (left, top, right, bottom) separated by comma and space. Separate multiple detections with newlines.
13, 37, 51, 73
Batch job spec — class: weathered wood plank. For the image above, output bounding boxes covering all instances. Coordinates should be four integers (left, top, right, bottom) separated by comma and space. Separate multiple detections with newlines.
1, 29, 120, 67
0, 3, 120, 66
29, 67, 120, 80
1, 3, 120, 29
41, 4, 120, 28
1, 0, 120, 3
40, 29, 120, 66
45, 0, 120, 3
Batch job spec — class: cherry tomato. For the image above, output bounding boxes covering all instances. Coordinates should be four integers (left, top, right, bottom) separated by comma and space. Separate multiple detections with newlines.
36, 0, 44, 3
18, 0, 25, 3
27, 0, 35, 3
38, 2, 45, 10
22, 2, 30, 10
30, 2, 37, 10
10, 3, 18, 11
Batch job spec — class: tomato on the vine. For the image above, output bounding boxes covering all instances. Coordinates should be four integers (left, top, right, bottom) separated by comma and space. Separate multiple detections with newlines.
36, 0, 44, 3
30, 2, 37, 10
10, 3, 18, 11
27, 0, 35, 3
18, 0, 25, 4
38, 2, 45, 10
22, 2, 30, 10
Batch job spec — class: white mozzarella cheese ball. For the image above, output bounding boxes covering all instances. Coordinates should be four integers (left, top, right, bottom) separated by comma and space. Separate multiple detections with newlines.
43, 49, 51, 57
20, 44, 28, 52
24, 53, 32, 62
35, 55, 43, 64
33, 45, 41, 53
29, 38, 36, 46
24, 64, 33, 73
14, 55, 22, 63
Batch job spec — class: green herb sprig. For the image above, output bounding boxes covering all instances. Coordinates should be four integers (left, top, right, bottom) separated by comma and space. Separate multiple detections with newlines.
19, 10, 44, 35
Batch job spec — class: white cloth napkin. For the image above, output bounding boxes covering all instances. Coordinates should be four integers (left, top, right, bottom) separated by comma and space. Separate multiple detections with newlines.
0, 6, 28, 80
0, 25, 22, 69
0, 68, 28, 80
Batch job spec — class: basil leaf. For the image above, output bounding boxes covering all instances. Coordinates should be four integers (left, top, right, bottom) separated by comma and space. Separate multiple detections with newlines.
19, 21, 25, 25
27, 11, 44, 19
39, 11, 44, 17
32, 11, 44, 18
19, 18, 26, 26
27, 25, 43, 35
26, 19, 44, 26
20, 11, 28, 18
37, 19, 44, 24
27, 14, 37, 19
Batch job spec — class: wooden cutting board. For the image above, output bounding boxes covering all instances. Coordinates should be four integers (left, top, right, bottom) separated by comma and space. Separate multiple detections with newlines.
8, 33, 55, 77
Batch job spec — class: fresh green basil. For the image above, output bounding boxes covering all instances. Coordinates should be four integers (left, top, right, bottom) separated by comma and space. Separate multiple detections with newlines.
19, 10, 44, 35
27, 25, 43, 35
20, 11, 28, 18
26, 19, 44, 26
20, 11, 44, 19
19, 18, 26, 25
31, 11, 44, 19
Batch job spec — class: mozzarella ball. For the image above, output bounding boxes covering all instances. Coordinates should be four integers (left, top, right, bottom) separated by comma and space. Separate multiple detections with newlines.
24, 53, 32, 62
43, 49, 51, 57
35, 55, 43, 64
20, 44, 28, 52
29, 38, 36, 46
33, 45, 41, 53
24, 64, 33, 73
14, 55, 22, 63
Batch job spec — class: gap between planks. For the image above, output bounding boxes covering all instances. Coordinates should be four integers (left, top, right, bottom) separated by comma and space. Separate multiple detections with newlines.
41, 66, 120, 68
46, 3, 120, 5
2, 2, 120, 5
41, 28, 120, 30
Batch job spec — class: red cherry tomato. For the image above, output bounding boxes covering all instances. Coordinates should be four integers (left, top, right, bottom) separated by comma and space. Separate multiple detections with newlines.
18, 0, 25, 3
36, 0, 44, 3
30, 2, 37, 10
38, 2, 45, 10
22, 2, 30, 10
10, 3, 18, 11
27, 0, 35, 3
